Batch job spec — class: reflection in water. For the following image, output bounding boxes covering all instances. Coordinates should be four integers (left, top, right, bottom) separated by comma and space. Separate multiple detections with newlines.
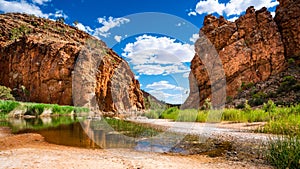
6, 117, 187, 153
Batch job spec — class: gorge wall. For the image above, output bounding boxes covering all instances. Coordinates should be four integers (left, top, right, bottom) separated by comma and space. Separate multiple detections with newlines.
0, 13, 144, 115
184, 0, 299, 108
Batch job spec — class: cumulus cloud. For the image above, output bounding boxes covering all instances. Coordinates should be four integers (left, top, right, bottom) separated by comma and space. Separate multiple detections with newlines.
32, 0, 51, 5
195, 0, 226, 16
189, 33, 199, 43
114, 35, 122, 42
94, 16, 130, 38
73, 22, 93, 33
190, 0, 279, 17
50, 10, 68, 19
0, 0, 67, 19
146, 81, 184, 91
121, 35, 194, 76
0, 0, 48, 17
146, 81, 188, 104
188, 11, 197, 16
133, 64, 189, 76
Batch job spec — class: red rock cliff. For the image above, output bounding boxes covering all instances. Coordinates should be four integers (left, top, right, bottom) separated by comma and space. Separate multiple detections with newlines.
275, 0, 300, 61
184, 5, 288, 108
0, 13, 144, 115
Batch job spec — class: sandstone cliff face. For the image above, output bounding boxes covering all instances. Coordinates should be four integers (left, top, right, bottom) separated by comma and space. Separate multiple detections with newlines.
184, 6, 286, 108
0, 13, 144, 115
275, 0, 300, 60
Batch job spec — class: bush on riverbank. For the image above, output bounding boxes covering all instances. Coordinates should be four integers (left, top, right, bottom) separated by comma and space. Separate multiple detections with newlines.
0, 100, 89, 120
149, 103, 300, 134
0, 100, 20, 119
0, 86, 15, 101
267, 135, 300, 169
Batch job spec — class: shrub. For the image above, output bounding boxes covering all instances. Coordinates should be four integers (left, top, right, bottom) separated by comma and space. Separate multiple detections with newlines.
25, 104, 48, 116
249, 92, 266, 106
226, 96, 233, 103
241, 82, 254, 90
0, 100, 20, 114
196, 111, 208, 122
160, 107, 179, 120
243, 100, 252, 112
176, 109, 198, 122
56, 17, 65, 23
74, 107, 89, 113
288, 58, 295, 64
144, 110, 159, 119
201, 98, 212, 110
0, 86, 15, 100
267, 135, 300, 169
263, 100, 276, 113
10, 25, 31, 41
222, 108, 247, 122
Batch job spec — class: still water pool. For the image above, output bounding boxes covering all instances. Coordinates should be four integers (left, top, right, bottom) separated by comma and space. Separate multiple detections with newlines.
2, 116, 186, 153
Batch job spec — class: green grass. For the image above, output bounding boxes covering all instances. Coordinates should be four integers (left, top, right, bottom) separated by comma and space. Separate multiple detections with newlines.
0, 100, 89, 120
148, 104, 300, 168
159, 107, 179, 120
153, 103, 300, 134
0, 100, 20, 119
267, 135, 300, 169
144, 109, 161, 119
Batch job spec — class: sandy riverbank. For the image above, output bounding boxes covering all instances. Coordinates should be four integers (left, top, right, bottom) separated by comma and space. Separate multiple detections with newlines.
0, 126, 273, 169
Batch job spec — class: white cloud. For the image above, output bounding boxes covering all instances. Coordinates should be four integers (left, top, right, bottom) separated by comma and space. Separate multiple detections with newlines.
73, 22, 93, 33
50, 10, 68, 19
183, 72, 190, 78
195, 0, 226, 16
146, 81, 184, 91
0, 0, 67, 19
121, 35, 194, 76
189, 33, 199, 43
94, 16, 130, 38
227, 16, 239, 22
188, 11, 197, 16
191, 0, 279, 17
270, 12, 275, 18
32, 0, 51, 5
146, 81, 188, 104
133, 64, 189, 76
114, 35, 122, 42
0, 0, 48, 17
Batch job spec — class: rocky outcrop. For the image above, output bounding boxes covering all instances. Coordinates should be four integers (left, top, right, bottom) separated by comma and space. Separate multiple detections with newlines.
229, 63, 300, 107
184, 6, 286, 108
0, 13, 144, 115
275, 0, 300, 61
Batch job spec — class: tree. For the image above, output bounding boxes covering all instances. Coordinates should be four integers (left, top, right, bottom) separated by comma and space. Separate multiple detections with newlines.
56, 17, 65, 23
73, 20, 79, 26
0, 86, 15, 100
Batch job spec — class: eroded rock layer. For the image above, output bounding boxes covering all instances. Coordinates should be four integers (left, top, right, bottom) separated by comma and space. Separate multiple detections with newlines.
0, 13, 144, 115
184, 6, 287, 108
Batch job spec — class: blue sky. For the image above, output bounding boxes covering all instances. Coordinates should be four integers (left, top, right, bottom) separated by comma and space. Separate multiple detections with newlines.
0, 0, 279, 104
